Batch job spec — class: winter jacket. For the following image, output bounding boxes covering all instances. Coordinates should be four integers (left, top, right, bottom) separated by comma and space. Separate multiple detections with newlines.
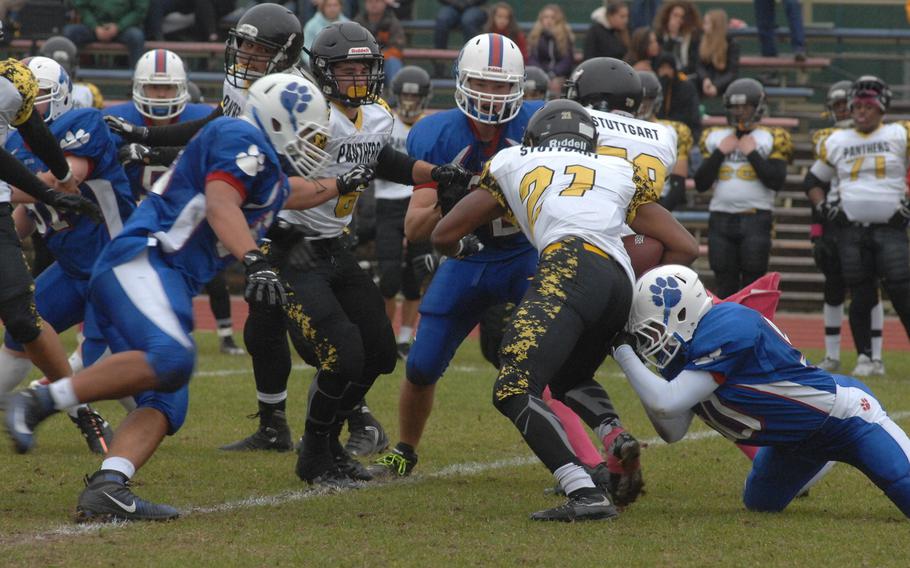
693, 37, 740, 96
74, 0, 149, 31
527, 31, 574, 79
303, 12, 351, 64
355, 9, 406, 60
583, 7, 627, 61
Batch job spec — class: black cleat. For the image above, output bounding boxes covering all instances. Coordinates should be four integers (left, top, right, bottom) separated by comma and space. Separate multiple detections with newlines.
330, 436, 373, 481
296, 433, 359, 488
396, 342, 411, 360
75, 470, 179, 523
605, 431, 644, 507
344, 405, 389, 457
70, 405, 114, 455
4, 385, 57, 454
219, 335, 245, 356
367, 447, 418, 479
530, 492, 619, 522
220, 410, 293, 452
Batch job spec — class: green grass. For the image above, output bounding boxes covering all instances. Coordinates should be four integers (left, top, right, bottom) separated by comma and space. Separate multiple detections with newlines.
2, 332, 909, 566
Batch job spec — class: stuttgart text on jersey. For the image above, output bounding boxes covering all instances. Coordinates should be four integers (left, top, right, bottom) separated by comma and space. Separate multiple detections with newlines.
591, 116, 663, 141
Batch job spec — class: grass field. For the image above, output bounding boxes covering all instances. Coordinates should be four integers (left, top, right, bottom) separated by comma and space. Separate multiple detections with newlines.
2, 331, 909, 567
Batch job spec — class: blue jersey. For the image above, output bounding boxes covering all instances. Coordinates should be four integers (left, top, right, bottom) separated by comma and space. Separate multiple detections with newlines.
6, 108, 136, 279
406, 102, 543, 261
675, 303, 838, 445
94, 116, 289, 292
105, 102, 213, 200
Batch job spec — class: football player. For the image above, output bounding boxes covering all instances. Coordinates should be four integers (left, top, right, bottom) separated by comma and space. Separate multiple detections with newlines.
431, 100, 697, 520
38, 35, 104, 109
805, 81, 884, 375
694, 77, 793, 299
615, 265, 910, 518
3, 73, 332, 522
524, 66, 550, 101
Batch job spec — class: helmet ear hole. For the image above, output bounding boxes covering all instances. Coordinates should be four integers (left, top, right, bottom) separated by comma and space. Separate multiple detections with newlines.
271, 118, 282, 132
677, 307, 687, 322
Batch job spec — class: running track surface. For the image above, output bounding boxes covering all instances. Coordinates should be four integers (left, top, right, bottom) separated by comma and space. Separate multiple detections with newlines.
194, 297, 910, 353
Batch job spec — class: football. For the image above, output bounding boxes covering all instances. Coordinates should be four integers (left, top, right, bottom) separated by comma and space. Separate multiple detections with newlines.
622, 234, 665, 279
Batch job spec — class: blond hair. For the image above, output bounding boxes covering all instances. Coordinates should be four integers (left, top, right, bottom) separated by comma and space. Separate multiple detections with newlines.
528, 4, 575, 58
698, 9, 728, 70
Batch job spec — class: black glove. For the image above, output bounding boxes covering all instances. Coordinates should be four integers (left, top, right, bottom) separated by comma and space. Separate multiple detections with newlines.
243, 250, 287, 307
118, 143, 154, 166
105, 115, 150, 144
337, 164, 376, 195
431, 163, 473, 188
45, 191, 103, 224
412, 251, 441, 283
452, 234, 484, 259
888, 196, 910, 228
814, 200, 844, 224
611, 330, 638, 357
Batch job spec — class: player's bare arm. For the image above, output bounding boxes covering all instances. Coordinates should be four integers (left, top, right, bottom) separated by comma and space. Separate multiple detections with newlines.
431, 189, 503, 256
629, 202, 699, 265
205, 180, 261, 259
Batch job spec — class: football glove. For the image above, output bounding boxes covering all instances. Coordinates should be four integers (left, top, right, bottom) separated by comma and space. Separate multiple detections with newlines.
452, 234, 484, 259
412, 251, 442, 283
337, 164, 375, 195
889, 195, 910, 228
243, 250, 287, 307
814, 200, 843, 223
118, 143, 153, 166
45, 191, 103, 224
104, 115, 149, 144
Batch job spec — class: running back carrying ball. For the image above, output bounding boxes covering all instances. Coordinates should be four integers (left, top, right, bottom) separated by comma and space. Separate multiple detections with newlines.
622, 234, 665, 278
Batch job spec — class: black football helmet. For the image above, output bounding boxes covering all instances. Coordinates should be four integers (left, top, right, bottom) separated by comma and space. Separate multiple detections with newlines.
564, 57, 641, 116
310, 22, 384, 107
724, 78, 766, 131
522, 99, 598, 153
636, 70, 662, 120
524, 66, 550, 101
824, 80, 851, 125
39, 36, 79, 78
391, 65, 432, 121
224, 3, 304, 88
848, 75, 891, 113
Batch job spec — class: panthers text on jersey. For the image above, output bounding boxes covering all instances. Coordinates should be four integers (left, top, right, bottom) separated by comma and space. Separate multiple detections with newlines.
407, 101, 544, 259
480, 145, 657, 283
699, 126, 794, 213
105, 102, 214, 200
278, 100, 394, 237
810, 121, 910, 224
5, 108, 136, 279
373, 115, 418, 200
94, 116, 289, 292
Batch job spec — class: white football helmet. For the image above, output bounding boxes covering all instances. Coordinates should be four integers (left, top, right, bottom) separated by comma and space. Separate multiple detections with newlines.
243, 73, 331, 178
133, 49, 189, 120
454, 33, 525, 125
628, 265, 713, 370
26, 56, 72, 123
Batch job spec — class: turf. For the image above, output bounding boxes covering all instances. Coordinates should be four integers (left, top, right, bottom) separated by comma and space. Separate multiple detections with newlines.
1, 332, 909, 567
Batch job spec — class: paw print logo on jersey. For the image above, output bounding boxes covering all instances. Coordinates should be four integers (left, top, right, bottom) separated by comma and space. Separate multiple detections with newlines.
280, 82, 312, 130
649, 276, 682, 324
60, 129, 91, 150
235, 145, 265, 177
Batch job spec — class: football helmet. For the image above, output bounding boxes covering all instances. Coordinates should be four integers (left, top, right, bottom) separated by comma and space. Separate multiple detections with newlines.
132, 49, 189, 120
38, 36, 78, 78
522, 99, 597, 153
224, 3, 304, 88
848, 75, 891, 113
243, 73, 331, 178
636, 71, 662, 120
564, 57, 641, 116
391, 65, 432, 121
627, 265, 713, 370
454, 33, 524, 124
825, 80, 851, 125
724, 78, 766, 131
26, 57, 72, 123
524, 66, 550, 101
310, 22, 384, 107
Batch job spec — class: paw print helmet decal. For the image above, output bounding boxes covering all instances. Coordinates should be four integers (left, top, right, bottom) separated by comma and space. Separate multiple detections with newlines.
243, 73, 332, 178
627, 265, 713, 370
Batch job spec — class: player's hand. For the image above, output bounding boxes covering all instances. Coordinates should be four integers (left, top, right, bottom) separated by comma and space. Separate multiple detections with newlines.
431, 163, 472, 189
45, 191, 103, 223
105, 115, 149, 143
737, 134, 757, 155
814, 200, 843, 223
118, 143, 154, 166
611, 331, 638, 357
243, 250, 287, 307
336, 164, 375, 196
888, 195, 910, 227
717, 134, 738, 155
412, 251, 441, 283
452, 234, 484, 259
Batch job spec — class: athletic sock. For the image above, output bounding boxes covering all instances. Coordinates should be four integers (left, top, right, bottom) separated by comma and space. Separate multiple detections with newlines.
871, 302, 884, 361
823, 303, 843, 360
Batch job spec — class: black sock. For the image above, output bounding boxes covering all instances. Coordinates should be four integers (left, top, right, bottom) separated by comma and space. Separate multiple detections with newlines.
395, 442, 416, 456
257, 399, 286, 423
568, 486, 604, 499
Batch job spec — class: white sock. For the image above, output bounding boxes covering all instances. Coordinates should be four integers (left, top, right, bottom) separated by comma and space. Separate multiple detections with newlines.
871, 302, 884, 361
554, 463, 595, 495
0, 349, 34, 393
120, 397, 137, 412
823, 303, 843, 360
48, 377, 79, 410
101, 456, 136, 479
67, 347, 84, 374
217, 324, 233, 339
257, 390, 287, 405
397, 325, 413, 344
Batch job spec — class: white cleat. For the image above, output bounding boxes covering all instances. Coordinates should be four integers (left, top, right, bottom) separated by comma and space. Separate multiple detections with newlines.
852, 354, 875, 377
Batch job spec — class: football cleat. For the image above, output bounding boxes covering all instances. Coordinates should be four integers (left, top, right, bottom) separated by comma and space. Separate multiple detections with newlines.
605, 431, 644, 507
330, 436, 373, 481
344, 406, 389, 457
219, 336, 245, 356
367, 447, 418, 479
70, 405, 114, 455
219, 410, 293, 452
296, 433, 359, 488
75, 470, 179, 523
816, 356, 840, 372
870, 359, 886, 376
396, 342, 411, 361
852, 354, 875, 377
4, 385, 57, 454
529, 492, 619, 522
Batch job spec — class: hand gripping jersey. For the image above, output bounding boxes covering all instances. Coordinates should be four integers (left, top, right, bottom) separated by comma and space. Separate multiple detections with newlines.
700, 126, 793, 213
105, 102, 214, 200
588, 108, 677, 196
5, 108, 136, 279
0, 59, 39, 203
406, 101, 544, 259
810, 122, 910, 224
94, 116, 289, 292
480, 145, 656, 283
278, 100, 394, 237
373, 116, 418, 201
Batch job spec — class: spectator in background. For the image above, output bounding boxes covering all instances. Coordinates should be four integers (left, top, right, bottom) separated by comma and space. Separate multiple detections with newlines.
626, 26, 660, 71
694, 9, 739, 99
65, 0, 148, 67
583, 1, 630, 62
754, 0, 806, 61
484, 2, 527, 61
433, 0, 487, 51
630, 0, 660, 30
653, 1, 700, 76
356, 0, 405, 87
527, 4, 575, 95
654, 52, 700, 140
303, 0, 350, 67
146, 0, 235, 42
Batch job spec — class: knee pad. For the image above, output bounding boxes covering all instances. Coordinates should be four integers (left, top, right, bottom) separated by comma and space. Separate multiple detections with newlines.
315, 319, 366, 380
491, 365, 531, 414
813, 237, 841, 278
0, 292, 41, 345
405, 342, 448, 386
365, 333, 398, 377
243, 305, 286, 358
146, 344, 195, 393
378, 260, 402, 299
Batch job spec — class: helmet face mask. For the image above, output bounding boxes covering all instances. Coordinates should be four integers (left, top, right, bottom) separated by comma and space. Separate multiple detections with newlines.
723, 78, 766, 131
523, 66, 550, 101
636, 71, 661, 120
825, 80, 852, 125
224, 4, 303, 89
564, 58, 641, 116
391, 65, 432, 121
454, 33, 525, 125
27, 57, 72, 123
133, 49, 189, 120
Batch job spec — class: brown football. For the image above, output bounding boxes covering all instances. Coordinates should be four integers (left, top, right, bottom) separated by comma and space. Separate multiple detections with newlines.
622, 234, 665, 279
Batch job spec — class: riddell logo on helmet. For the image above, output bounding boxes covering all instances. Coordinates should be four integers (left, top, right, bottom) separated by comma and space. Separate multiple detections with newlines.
237, 24, 258, 38
485, 66, 504, 73
348, 47, 372, 55
546, 138, 586, 150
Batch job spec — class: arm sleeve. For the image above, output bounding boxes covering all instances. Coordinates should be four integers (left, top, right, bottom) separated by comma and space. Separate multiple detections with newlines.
693, 148, 725, 192
150, 146, 183, 166
660, 173, 687, 211
17, 110, 71, 180
0, 146, 54, 202
746, 152, 787, 191
802, 170, 830, 196
374, 143, 417, 185
145, 106, 222, 147
644, 406, 696, 444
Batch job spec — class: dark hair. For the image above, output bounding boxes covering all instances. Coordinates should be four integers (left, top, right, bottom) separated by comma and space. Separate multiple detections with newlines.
605, 1, 630, 49
626, 26, 654, 64
484, 2, 521, 40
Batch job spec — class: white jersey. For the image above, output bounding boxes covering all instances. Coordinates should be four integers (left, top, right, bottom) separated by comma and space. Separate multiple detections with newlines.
810, 126, 843, 200
220, 67, 315, 118
700, 126, 793, 213
279, 100, 394, 237
480, 145, 659, 283
71, 83, 95, 109
0, 59, 38, 203
810, 122, 910, 224
588, 108, 677, 195
373, 114, 414, 201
